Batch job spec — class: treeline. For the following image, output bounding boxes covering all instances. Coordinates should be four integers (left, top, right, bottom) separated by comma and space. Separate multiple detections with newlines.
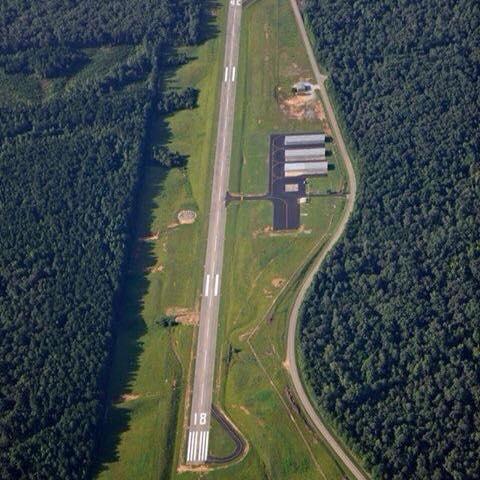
299, 1, 479, 479
0, 0, 201, 78
0, 47, 88, 78
0, 1, 204, 479
0, 0, 201, 53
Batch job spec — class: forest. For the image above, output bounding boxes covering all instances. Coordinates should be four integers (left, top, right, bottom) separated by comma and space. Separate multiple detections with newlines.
300, 0, 479, 479
0, 1, 203, 478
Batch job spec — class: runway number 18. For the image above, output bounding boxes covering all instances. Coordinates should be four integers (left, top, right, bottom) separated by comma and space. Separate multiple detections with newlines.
194, 412, 207, 425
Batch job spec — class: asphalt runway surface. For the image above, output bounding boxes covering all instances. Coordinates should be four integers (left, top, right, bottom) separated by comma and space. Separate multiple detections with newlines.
185, 0, 242, 466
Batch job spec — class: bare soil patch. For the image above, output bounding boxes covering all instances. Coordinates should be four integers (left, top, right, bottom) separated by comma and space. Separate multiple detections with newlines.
146, 264, 164, 273
271, 277, 286, 288
115, 393, 140, 403
139, 231, 159, 241
279, 92, 326, 121
166, 307, 199, 325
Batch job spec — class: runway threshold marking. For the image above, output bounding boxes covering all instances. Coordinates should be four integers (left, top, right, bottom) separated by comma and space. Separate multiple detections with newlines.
186, 429, 209, 463
231, 66, 236, 82
224, 66, 229, 82
214, 274, 220, 296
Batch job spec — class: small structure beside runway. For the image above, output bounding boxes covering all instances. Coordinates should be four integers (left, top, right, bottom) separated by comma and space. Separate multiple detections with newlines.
268, 132, 330, 230
226, 132, 344, 231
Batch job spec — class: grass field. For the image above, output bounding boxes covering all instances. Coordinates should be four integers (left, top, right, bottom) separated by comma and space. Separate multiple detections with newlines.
170, 0, 353, 479
94, 0, 357, 478
93, 4, 227, 479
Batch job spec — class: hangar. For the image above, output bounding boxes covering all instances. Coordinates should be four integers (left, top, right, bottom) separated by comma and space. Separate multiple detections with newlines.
284, 161, 328, 177
284, 148, 326, 162
228, 132, 335, 231
284, 133, 325, 146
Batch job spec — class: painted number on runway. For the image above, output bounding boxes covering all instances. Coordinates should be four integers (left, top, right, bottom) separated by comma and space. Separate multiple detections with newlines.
230, 0, 241, 5
194, 412, 207, 425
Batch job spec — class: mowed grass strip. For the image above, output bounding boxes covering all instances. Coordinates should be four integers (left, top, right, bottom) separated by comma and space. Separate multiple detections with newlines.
199, 0, 351, 478
94, 4, 226, 479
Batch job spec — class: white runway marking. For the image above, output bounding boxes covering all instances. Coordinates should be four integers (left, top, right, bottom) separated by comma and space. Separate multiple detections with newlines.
231, 66, 236, 82
205, 274, 210, 297
224, 66, 229, 82
188, 431, 196, 461
214, 274, 220, 296
187, 431, 193, 461
199, 431, 205, 461
186, 429, 210, 462
202, 431, 210, 460
194, 430, 199, 461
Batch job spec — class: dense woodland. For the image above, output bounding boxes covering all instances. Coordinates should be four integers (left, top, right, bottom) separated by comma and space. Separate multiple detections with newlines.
0, 1, 203, 478
300, 1, 479, 479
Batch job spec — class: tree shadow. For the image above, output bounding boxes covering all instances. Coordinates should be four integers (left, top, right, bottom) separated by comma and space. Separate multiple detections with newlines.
198, 1, 221, 46
92, 1, 220, 476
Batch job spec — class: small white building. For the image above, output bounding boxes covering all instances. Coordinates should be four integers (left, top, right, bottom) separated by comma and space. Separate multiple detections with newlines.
292, 81, 313, 94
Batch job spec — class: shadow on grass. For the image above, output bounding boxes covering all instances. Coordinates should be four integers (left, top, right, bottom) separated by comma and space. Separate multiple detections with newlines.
92, 1, 221, 477
91, 166, 167, 476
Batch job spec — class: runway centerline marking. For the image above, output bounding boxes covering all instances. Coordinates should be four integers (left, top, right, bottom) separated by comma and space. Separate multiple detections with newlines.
186, 0, 242, 465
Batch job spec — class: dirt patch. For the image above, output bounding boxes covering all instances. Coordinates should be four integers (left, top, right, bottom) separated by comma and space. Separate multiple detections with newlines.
279, 92, 326, 121
271, 277, 286, 288
147, 264, 164, 273
270, 225, 306, 237
115, 393, 140, 403
166, 307, 199, 325
139, 231, 159, 241
178, 210, 197, 224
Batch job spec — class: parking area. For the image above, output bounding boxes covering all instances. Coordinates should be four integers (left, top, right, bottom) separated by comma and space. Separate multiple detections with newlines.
269, 133, 327, 230
227, 132, 337, 231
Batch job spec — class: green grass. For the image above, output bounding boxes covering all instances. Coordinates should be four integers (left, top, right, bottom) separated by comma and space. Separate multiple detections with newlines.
208, 414, 238, 459
93, 4, 227, 479
96, 0, 357, 478
183, 0, 354, 478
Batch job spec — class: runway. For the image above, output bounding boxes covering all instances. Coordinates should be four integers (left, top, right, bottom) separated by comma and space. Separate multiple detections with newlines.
185, 0, 242, 465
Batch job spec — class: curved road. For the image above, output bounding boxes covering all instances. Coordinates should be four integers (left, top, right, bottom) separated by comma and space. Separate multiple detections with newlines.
285, 2, 368, 480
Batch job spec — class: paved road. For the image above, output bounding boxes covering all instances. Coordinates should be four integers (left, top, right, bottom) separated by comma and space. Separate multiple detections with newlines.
286, 2, 368, 480
185, 0, 242, 465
